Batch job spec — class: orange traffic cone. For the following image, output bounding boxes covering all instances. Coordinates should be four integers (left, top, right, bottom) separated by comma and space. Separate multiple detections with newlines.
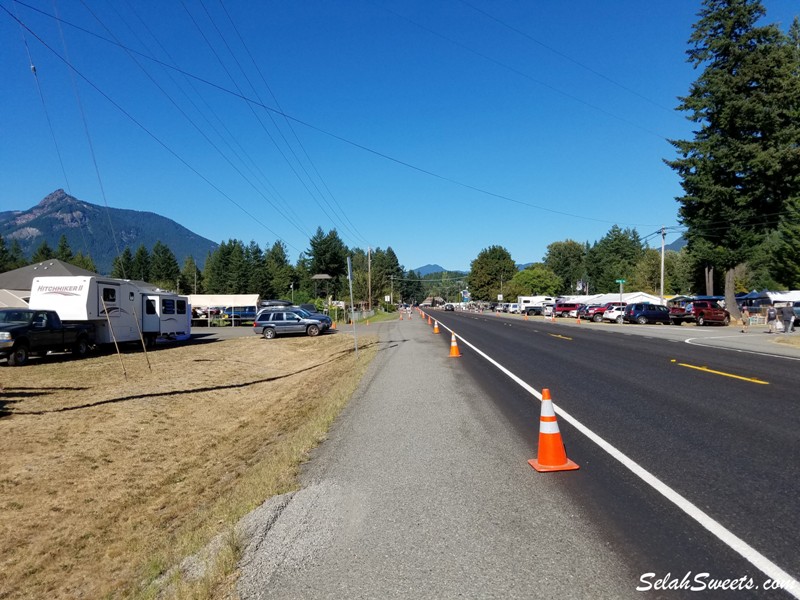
428, 315, 432, 325
524, 313, 529, 321
332, 321, 337, 330
448, 333, 461, 357
528, 389, 579, 472
399, 312, 403, 321
433, 320, 440, 334
576, 316, 581, 324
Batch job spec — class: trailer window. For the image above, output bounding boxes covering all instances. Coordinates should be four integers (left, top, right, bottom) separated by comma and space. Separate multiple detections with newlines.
146, 299, 156, 315
102, 288, 116, 302
162, 299, 175, 314
177, 300, 186, 314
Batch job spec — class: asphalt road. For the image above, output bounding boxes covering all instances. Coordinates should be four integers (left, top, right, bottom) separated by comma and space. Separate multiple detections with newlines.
424, 311, 800, 598
235, 313, 799, 599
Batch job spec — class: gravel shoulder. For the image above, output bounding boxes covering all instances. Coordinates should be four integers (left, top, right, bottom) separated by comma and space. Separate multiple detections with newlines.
238, 318, 640, 599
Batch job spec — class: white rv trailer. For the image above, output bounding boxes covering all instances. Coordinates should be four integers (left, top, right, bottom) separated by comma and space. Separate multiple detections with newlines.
517, 295, 555, 315
29, 276, 190, 346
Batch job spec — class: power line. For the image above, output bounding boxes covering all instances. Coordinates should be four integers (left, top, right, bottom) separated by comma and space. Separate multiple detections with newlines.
1, 5, 305, 254
5, 2, 674, 230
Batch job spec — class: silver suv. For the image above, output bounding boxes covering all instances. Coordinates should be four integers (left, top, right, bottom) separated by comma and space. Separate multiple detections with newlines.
252, 310, 325, 339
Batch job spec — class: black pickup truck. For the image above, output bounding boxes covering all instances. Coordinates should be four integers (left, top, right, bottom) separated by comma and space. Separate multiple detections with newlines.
0, 309, 95, 366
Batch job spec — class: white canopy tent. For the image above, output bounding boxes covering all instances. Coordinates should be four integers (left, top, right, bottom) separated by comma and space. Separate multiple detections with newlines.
559, 292, 663, 305
187, 294, 260, 309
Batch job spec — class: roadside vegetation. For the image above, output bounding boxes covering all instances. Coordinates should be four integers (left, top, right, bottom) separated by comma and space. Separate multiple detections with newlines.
0, 333, 377, 599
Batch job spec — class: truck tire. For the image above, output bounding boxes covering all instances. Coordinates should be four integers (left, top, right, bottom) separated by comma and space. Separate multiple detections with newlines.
263, 327, 276, 339
697, 315, 706, 326
8, 342, 29, 366
592, 314, 603, 322
722, 316, 730, 326
73, 336, 90, 358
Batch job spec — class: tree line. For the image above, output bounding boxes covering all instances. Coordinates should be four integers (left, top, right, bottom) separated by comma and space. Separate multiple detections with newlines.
0, 228, 428, 309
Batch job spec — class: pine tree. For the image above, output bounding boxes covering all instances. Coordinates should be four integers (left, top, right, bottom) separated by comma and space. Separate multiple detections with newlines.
0, 235, 10, 272
180, 256, 203, 294
150, 241, 180, 290
131, 245, 151, 281
666, 0, 800, 314
8, 240, 25, 269
31, 240, 55, 263
55, 235, 74, 263
111, 248, 135, 279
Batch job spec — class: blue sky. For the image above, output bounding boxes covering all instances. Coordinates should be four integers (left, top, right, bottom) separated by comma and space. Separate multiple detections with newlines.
2, 1, 798, 271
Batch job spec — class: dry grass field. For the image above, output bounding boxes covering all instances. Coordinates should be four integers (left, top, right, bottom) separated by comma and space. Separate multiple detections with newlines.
0, 331, 377, 599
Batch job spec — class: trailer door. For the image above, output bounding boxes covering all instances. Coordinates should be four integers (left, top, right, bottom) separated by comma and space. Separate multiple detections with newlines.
142, 295, 161, 334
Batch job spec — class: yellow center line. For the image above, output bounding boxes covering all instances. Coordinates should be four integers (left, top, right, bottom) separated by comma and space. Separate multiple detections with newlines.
670, 359, 769, 385
549, 334, 572, 341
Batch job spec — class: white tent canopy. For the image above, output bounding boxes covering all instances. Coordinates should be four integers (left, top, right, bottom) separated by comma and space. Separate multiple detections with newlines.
559, 292, 663, 305
188, 294, 259, 308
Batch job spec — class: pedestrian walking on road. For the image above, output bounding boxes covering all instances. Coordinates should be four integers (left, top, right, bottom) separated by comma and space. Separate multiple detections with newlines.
740, 307, 750, 333
780, 303, 795, 334
766, 306, 778, 333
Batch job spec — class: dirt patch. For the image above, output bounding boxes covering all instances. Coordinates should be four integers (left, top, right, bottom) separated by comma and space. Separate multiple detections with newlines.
0, 332, 377, 599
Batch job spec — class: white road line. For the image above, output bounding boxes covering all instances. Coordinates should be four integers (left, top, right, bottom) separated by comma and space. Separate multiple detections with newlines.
430, 316, 800, 599
685, 337, 800, 361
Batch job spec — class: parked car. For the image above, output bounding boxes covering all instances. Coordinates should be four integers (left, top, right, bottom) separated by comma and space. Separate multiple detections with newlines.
554, 302, 580, 317
0, 309, 95, 366
257, 306, 332, 331
623, 303, 672, 325
578, 304, 600, 320
252, 310, 325, 339
223, 306, 258, 325
508, 303, 520, 314
670, 300, 730, 326
444, 303, 455, 311
585, 303, 624, 322
602, 306, 626, 323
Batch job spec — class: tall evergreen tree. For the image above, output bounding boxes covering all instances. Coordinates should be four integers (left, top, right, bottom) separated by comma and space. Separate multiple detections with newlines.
150, 241, 180, 289
773, 18, 800, 289
0, 235, 10, 272
666, 0, 800, 314
55, 235, 74, 263
8, 240, 25, 269
31, 240, 55, 263
585, 226, 644, 293
308, 228, 348, 298
71, 252, 98, 273
203, 246, 228, 294
111, 247, 135, 279
265, 241, 294, 300
131, 244, 151, 281
179, 256, 203, 294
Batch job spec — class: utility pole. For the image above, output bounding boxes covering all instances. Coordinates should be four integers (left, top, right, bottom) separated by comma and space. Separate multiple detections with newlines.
368, 247, 372, 310
390, 275, 394, 305
660, 226, 666, 304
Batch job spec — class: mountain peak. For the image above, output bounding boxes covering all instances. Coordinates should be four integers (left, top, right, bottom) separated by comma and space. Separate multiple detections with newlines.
1, 191, 218, 274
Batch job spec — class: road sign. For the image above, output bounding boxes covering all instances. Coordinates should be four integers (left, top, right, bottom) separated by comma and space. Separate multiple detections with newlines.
615, 279, 626, 284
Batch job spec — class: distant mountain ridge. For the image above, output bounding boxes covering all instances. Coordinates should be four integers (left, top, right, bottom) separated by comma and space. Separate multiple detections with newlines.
0, 190, 218, 274
414, 264, 447, 276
